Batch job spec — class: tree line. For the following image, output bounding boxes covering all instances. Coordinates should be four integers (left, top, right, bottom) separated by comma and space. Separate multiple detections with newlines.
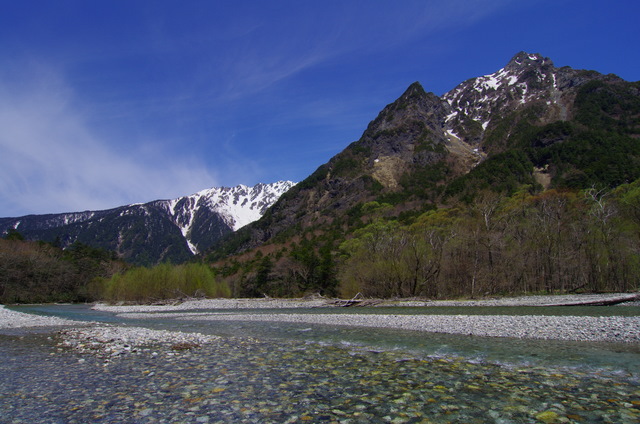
215, 181, 639, 299
338, 183, 640, 298
3, 180, 638, 303
0, 236, 126, 303
0, 233, 232, 304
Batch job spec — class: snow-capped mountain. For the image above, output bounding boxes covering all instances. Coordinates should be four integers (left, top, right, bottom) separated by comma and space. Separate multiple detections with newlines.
215, 51, 639, 255
442, 51, 622, 149
0, 181, 295, 265
162, 181, 295, 254
444, 52, 558, 133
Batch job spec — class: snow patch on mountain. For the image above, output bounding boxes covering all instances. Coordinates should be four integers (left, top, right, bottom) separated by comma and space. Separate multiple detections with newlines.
164, 181, 295, 254
442, 52, 559, 140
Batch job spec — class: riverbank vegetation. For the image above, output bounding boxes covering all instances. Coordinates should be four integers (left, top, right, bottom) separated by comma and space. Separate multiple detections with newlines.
100, 263, 230, 302
0, 238, 126, 303
338, 185, 639, 298
0, 232, 230, 303
213, 182, 640, 299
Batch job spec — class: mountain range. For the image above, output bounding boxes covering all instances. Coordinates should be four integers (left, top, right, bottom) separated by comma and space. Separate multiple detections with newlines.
2, 52, 638, 269
209, 51, 639, 258
0, 181, 295, 265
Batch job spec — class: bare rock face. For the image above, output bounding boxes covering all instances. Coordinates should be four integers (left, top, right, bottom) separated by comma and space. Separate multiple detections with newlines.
361, 82, 450, 168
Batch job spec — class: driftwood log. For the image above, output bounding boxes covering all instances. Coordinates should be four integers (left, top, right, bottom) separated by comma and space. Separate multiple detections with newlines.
331, 292, 372, 307
542, 293, 640, 307
329, 293, 640, 307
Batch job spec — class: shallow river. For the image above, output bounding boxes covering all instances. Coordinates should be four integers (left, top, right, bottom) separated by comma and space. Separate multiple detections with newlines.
1, 304, 639, 423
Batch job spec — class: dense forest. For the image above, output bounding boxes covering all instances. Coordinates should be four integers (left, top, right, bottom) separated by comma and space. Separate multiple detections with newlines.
0, 234, 126, 303
2, 179, 638, 303
213, 181, 640, 299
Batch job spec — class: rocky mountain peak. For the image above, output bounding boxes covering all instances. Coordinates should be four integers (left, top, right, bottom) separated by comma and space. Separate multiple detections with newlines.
504, 51, 553, 71
442, 51, 562, 147
401, 81, 427, 97
362, 82, 449, 152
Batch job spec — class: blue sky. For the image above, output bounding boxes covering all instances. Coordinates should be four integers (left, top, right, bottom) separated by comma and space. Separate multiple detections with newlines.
1, 0, 638, 216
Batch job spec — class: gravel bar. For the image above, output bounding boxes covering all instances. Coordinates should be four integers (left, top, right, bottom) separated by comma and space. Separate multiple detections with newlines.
174, 312, 640, 343
92, 293, 640, 313
92, 297, 331, 313
57, 325, 222, 360
0, 306, 79, 329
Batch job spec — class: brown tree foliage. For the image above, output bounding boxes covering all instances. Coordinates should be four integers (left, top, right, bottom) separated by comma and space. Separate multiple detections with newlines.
338, 185, 640, 298
0, 239, 125, 303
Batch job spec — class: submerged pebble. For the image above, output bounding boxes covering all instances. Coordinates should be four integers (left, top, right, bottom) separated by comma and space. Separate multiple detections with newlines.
0, 330, 638, 424
57, 325, 221, 360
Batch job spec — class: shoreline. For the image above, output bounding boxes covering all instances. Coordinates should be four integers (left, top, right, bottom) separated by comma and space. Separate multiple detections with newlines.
168, 312, 640, 343
91, 292, 640, 313
2, 293, 638, 350
0, 306, 79, 329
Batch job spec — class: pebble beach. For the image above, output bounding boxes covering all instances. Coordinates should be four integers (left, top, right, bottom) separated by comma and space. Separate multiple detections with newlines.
90, 292, 640, 312
0, 305, 78, 329
1, 295, 639, 423
1, 293, 639, 346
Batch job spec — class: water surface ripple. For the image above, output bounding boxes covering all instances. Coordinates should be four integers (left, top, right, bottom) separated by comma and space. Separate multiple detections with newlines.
1, 304, 638, 423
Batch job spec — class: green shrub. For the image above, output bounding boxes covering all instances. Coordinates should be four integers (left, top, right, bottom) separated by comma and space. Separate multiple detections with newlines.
103, 263, 230, 302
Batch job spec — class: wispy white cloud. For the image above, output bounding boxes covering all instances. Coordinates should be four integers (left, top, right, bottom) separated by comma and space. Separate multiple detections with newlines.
414, 0, 521, 30
0, 63, 218, 216
182, 0, 524, 102
0, 1, 530, 217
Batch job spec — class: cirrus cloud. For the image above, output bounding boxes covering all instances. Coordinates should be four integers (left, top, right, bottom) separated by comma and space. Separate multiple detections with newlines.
0, 63, 218, 216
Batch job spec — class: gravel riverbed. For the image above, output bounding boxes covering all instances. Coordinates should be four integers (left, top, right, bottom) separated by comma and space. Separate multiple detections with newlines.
88, 293, 640, 344
2, 293, 639, 346
169, 312, 640, 343
91, 292, 640, 312
0, 305, 79, 329
2, 327, 639, 424
1, 297, 639, 423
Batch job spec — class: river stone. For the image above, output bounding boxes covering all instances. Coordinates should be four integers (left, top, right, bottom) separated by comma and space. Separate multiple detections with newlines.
535, 410, 560, 423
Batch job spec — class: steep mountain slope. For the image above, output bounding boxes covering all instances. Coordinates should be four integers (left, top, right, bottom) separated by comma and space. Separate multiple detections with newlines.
444, 52, 639, 197
0, 181, 294, 265
209, 52, 639, 256
240, 82, 451, 244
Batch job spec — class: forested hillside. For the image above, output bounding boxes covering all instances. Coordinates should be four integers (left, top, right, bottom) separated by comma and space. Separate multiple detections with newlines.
0, 235, 126, 303
204, 53, 640, 299
208, 183, 639, 298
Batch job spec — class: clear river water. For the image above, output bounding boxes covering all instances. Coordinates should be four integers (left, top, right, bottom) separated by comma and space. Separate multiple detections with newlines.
1, 304, 639, 423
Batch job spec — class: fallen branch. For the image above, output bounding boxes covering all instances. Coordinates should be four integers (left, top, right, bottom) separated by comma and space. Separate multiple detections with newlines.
543, 293, 640, 307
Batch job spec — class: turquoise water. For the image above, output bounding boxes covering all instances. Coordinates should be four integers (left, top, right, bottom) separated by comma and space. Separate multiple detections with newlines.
9, 304, 640, 376
3, 304, 640, 423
